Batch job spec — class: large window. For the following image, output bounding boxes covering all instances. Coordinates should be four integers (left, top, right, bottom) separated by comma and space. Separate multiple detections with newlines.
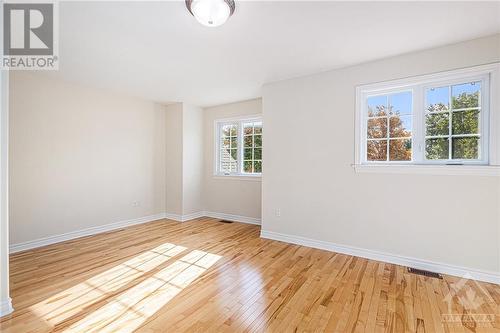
215, 116, 262, 176
356, 65, 497, 169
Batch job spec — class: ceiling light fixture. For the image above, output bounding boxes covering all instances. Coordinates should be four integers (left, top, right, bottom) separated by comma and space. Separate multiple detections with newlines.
185, 0, 235, 27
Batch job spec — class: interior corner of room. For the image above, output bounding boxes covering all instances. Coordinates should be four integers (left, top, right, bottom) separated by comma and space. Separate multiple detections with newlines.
8, 74, 263, 252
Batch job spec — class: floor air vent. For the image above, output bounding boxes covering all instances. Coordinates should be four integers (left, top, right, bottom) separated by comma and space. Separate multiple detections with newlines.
219, 219, 234, 223
407, 267, 442, 279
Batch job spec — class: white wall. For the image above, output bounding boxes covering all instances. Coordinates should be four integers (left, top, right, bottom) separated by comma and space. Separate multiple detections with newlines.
203, 99, 262, 219
10, 72, 167, 245
165, 103, 183, 216
0, 69, 13, 316
164, 103, 204, 217
0, 1, 12, 315
183, 104, 204, 215
262, 35, 500, 277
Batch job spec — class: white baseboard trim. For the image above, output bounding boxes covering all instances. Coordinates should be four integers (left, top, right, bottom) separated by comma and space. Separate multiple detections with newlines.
9, 213, 167, 254
165, 211, 261, 225
203, 211, 261, 225
164, 212, 183, 222
182, 211, 206, 221
164, 211, 205, 222
260, 230, 499, 285
0, 297, 13, 317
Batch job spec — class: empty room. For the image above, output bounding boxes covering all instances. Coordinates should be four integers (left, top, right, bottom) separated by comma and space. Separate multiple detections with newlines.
0, 1, 500, 332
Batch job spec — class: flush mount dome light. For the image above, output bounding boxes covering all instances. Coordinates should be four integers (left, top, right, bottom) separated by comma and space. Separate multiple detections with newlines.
186, 0, 235, 27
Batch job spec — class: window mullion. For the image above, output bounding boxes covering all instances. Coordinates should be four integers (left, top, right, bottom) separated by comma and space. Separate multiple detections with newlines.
480, 75, 489, 163
414, 86, 424, 164
238, 121, 243, 174
448, 86, 452, 160
386, 117, 390, 161
216, 123, 221, 174
362, 97, 367, 163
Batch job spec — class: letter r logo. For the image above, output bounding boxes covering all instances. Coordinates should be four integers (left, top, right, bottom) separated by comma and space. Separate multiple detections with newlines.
3, 3, 54, 56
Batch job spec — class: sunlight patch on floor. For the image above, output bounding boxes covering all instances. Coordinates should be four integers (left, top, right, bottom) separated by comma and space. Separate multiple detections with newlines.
63, 250, 221, 332
31, 243, 187, 325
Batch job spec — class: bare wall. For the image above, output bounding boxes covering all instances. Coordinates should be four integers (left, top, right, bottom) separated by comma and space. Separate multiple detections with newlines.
165, 103, 184, 216
10, 72, 167, 244
183, 103, 204, 215
262, 35, 500, 274
1, 70, 12, 315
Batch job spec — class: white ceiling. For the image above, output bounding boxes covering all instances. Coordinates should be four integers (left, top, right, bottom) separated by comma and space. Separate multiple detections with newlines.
46, 1, 500, 107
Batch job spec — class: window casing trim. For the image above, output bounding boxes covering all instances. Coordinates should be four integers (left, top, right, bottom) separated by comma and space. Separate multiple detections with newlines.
355, 63, 499, 173
214, 114, 262, 178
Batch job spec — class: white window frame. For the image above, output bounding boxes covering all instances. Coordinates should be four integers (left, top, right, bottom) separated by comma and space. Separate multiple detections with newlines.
214, 115, 262, 179
355, 63, 500, 176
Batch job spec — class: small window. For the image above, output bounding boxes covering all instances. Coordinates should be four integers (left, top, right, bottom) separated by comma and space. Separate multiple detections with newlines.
356, 65, 494, 167
215, 116, 262, 176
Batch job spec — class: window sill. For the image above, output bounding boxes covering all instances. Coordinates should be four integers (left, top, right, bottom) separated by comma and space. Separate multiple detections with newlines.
353, 164, 500, 176
213, 174, 262, 181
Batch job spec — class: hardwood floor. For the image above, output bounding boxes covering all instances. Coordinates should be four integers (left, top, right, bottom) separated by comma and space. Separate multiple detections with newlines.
1, 217, 499, 332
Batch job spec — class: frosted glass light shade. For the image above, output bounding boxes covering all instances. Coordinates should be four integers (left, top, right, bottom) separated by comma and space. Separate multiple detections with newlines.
187, 0, 235, 27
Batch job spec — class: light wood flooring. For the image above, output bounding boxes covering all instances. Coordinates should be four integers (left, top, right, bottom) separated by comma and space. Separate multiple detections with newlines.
0, 217, 499, 332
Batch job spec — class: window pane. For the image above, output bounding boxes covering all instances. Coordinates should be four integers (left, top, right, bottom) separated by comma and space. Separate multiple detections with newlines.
367, 118, 387, 139
425, 138, 449, 160
426, 86, 449, 112
452, 82, 480, 109
243, 124, 253, 135
244, 135, 253, 148
367, 95, 388, 117
222, 125, 231, 137
254, 148, 262, 160
230, 137, 237, 148
426, 113, 449, 136
254, 161, 262, 173
229, 125, 237, 136
389, 115, 411, 138
221, 148, 231, 159
221, 137, 230, 148
452, 110, 479, 135
243, 148, 252, 160
230, 162, 238, 173
230, 149, 237, 160
389, 139, 412, 161
254, 135, 262, 147
367, 140, 387, 161
254, 122, 262, 134
389, 91, 412, 115
452, 137, 479, 160
220, 148, 235, 172
243, 160, 252, 173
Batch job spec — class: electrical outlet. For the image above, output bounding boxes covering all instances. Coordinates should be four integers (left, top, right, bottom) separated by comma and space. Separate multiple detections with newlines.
276, 208, 281, 217
132, 201, 141, 207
